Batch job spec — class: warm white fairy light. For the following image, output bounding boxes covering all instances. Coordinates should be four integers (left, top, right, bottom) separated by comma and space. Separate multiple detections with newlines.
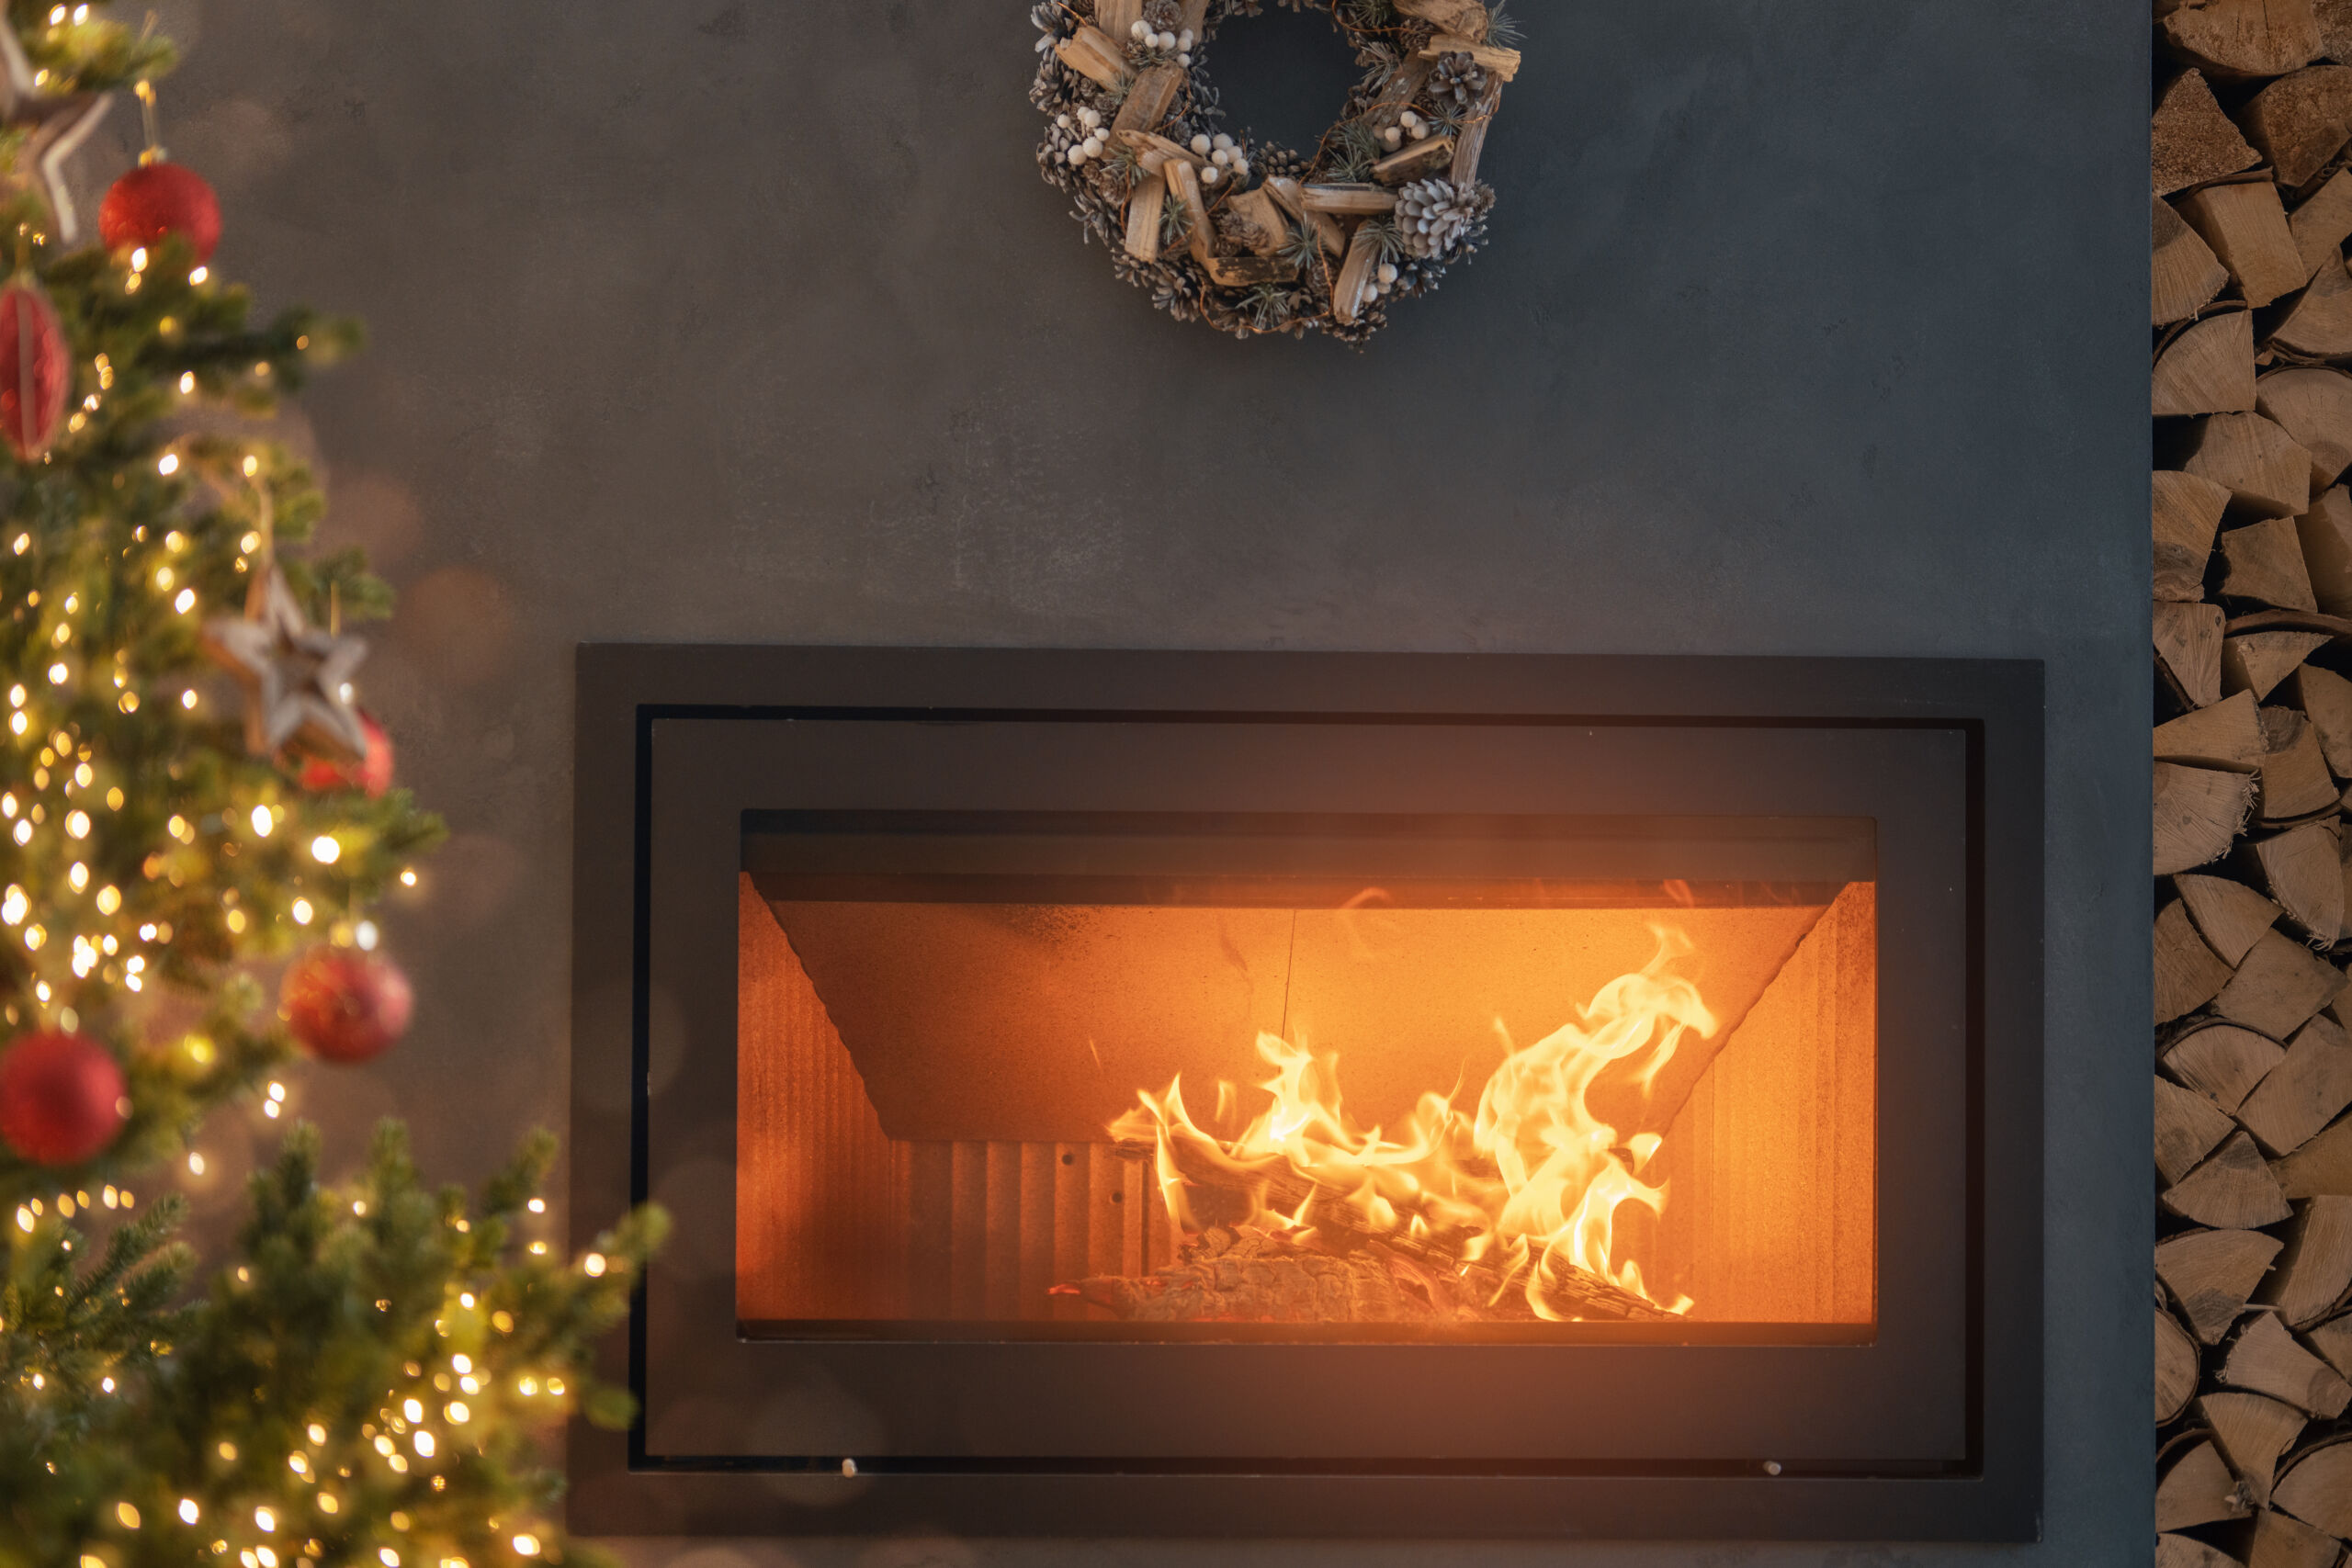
178, 1499, 198, 1525
189, 266, 208, 285
154, 452, 175, 475
250, 805, 272, 837
173, 588, 195, 614
310, 835, 339, 863
187, 1153, 205, 1176
356, 920, 379, 951
44, 662, 63, 684
95, 886, 119, 914
64, 810, 87, 839
290, 898, 313, 925
180, 689, 197, 708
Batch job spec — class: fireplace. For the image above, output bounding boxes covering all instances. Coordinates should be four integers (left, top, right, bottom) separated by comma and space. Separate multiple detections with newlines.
565, 647, 2042, 1540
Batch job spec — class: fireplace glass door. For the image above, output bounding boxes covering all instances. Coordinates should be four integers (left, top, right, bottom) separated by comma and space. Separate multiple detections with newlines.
737, 812, 1876, 1344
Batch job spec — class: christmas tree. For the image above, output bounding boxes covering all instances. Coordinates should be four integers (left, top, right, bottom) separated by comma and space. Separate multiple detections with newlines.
0, 7, 662, 1564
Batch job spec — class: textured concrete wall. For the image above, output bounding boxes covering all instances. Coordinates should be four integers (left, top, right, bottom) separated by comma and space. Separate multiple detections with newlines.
153, 0, 2146, 1561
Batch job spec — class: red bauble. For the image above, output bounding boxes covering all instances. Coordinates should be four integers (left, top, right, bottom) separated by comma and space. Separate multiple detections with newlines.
0, 280, 69, 461
299, 712, 394, 797
0, 1031, 126, 1167
99, 162, 220, 265
283, 947, 413, 1064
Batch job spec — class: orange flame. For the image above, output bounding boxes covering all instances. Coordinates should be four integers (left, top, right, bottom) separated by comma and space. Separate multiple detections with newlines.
1110, 926, 1716, 1316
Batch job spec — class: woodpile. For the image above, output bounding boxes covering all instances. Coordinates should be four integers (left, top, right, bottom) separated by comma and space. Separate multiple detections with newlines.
2157, 14, 2352, 1555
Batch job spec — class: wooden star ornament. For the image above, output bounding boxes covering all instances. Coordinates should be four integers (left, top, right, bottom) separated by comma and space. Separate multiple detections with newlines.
0, 28, 108, 245
202, 567, 369, 762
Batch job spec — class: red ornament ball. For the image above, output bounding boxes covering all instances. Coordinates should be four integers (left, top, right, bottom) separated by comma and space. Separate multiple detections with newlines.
0, 281, 69, 461
100, 161, 221, 265
283, 946, 413, 1064
0, 1031, 126, 1167
299, 712, 394, 797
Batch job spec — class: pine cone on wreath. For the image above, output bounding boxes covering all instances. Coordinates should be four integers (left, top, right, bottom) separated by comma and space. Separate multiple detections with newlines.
1428, 51, 1488, 112
1394, 176, 1494, 260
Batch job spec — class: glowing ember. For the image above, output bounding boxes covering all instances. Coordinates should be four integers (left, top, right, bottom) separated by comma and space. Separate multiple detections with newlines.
1108, 926, 1716, 1317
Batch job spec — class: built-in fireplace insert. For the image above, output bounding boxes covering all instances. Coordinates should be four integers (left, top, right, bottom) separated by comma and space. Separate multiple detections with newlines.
566, 648, 2042, 1541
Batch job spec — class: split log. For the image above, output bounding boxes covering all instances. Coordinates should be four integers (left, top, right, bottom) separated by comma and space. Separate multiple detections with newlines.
2242, 64, 2352, 186
2235, 1505, 2346, 1568
2324, 0, 2352, 62
2161, 692, 2267, 772
1057, 1224, 1502, 1324
1264, 177, 1344, 256
2257, 367, 2352, 488
2167, 1021, 2290, 1112
2158, 194, 2233, 324
2181, 412, 2317, 518
1176, 0, 1209, 34
1373, 135, 1454, 186
2159, 310, 2260, 418
1162, 157, 1213, 268
2159, 1433, 2256, 1527
1117, 129, 1204, 172
2165, 1131, 2296, 1228
2161, 1227, 2290, 1343
1452, 78, 1502, 186
2298, 486, 2352, 613
2277, 1112, 2352, 1196
1097, 0, 1143, 39
1362, 55, 1439, 134
1331, 223, 1381, 327
2203, 1389, 2310, 1506
2161, 1302, 2205, 1423
2159, 761, 2260, 874
2224, 517, 2324, 609
1055, 25, 1130, 90
1128, 1135, 1676, 1324
1394, 0, 1487, 36
2156, 70, 2267, 193
1202, 254, 1299, 288
2271, 255, 2352, 359
2255, 715, 2340, 820
1124, 179, 1164, 263
2162, 1072, 2245, 1183
2222, 1311, 2352, 1415
2179, 182, 2312, 308
2164, 0, 2323, 80
2290, 168, 2352, 279
2159, 897, 2239, 1023
2158, 469, 2234, 600
1416, 36, 1520, 80
2305, 1311, 2352, 1374
2225, 630, 2332, 700
2155, 1532, 2243, 1568
2215, 930, 2346, 1038
1113, 64, 1184, 135
2275, 1438, 2352, 1534
2181, 863, 2285, 957
1221, 188, 1289, 256
2164, 602, 2230, 706
2257, 1196, 2352, 1325
2240, 1012, 2352, 1155
1301, 184, 1397, 215
2289, 664, 2352, 774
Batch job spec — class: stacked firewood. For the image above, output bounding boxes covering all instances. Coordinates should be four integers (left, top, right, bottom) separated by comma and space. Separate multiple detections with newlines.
2154, 5, 2352, 1559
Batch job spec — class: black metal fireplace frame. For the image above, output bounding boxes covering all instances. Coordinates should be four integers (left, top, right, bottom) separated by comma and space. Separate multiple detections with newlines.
566, 646, 2043, 1541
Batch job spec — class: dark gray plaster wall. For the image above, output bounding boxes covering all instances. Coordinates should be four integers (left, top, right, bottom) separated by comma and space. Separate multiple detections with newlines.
151, 0, 2147, 1560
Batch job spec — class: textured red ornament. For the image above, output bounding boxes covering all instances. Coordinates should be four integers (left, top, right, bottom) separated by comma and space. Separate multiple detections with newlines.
99, 161, 220, 264
0, 1030, 126, 1166
298, 712, 394, 797
283, 947, 413, 1064
0, 280, 69, 461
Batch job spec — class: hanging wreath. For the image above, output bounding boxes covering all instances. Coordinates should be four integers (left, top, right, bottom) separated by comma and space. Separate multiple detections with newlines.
1029, 0, 1522, 343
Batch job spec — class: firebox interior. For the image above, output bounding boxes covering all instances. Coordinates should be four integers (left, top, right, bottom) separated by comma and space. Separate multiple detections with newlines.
737, 813, 1876, 1341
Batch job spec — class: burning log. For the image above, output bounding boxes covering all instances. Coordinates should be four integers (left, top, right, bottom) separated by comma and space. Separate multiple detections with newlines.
1054, 1224, 1506, 1324
1098, 1136, 1678, 1324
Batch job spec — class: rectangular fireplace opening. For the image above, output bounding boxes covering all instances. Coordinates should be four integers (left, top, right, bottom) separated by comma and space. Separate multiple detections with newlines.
569, 648, 2041, 1540
737, 812, 1877, 1342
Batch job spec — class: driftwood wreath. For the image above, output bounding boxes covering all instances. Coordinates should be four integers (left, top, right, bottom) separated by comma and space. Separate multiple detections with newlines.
1029, 0, 1522, 342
